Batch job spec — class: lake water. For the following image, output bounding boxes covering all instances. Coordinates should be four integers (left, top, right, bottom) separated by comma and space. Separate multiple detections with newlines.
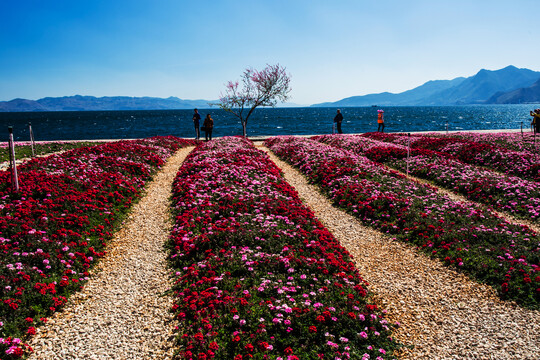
1, 105, 539, 142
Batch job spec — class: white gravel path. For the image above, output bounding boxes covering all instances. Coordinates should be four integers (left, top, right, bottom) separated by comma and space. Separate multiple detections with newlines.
27, 146, 194, 360
260, 145, 540, 360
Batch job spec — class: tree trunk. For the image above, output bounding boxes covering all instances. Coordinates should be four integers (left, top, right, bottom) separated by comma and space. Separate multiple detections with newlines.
242, 121, 247, 137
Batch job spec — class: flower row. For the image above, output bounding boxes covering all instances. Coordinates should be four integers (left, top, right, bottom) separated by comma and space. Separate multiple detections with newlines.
362, 132, 540, 182
436, 131, 539, 153
313, 134, 540, 221
1, 140, 106, 163
167, 137, 398, 360
0, 136, 195, 359
264, 136, 539, 310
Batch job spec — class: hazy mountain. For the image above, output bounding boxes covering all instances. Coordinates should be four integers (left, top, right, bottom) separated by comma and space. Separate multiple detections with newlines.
0, 95, 304, 111
314, 77, 466, 107
0, 95, 214, 112
312, 65, 540, 107
486, 77, 540, 104
0, 98, 49, 112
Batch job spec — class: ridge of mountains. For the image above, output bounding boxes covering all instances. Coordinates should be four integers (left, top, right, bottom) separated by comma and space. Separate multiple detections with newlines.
0, 95, 213, 112
1, 66, 539, 112
312, 65, 540, 107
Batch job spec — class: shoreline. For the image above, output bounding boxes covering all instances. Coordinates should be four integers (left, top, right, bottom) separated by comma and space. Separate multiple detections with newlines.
0, 128, 531, 145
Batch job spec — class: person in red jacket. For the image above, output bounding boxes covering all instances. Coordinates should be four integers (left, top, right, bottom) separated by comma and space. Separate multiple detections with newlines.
377, 110, 385, 132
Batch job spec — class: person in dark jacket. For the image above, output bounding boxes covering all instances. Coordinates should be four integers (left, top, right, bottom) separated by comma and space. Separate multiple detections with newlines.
531, 108, 540, 134
334, 109, 343, 134
202, 114, 214, 141
192, 108, 201, 140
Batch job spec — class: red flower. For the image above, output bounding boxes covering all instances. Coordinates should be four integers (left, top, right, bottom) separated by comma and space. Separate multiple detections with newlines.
309, 325, 317, 333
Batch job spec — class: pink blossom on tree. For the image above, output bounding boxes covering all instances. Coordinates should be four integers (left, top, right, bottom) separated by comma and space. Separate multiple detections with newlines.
217, 64, 291, 137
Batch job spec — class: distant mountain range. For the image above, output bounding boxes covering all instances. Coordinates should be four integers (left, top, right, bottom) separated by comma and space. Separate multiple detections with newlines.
0, 95, 213, 112
1, 65, 539, 111
312, 65, 540, 107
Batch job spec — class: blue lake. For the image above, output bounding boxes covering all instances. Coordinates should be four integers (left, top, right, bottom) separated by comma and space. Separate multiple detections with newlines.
1, 104, 539, 142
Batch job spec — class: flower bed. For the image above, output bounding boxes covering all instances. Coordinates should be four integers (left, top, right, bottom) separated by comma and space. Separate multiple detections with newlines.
265, 136, 539, 310
0, 136, 195, 359
435, 131, 540, 153
313, 134, 540, 221
362, 132, 540, 182
0, 140, 106, 163
167, 137, 398, 360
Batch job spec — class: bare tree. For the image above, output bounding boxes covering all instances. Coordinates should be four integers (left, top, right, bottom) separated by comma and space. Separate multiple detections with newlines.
217, 64, 291, 137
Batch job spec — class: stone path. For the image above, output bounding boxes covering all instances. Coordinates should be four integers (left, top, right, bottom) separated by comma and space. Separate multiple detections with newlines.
27, 146, 194, 360
260, 145, 540, 360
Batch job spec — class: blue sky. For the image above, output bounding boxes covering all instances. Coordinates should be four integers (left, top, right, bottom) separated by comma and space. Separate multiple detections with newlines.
1, 0, 539, 105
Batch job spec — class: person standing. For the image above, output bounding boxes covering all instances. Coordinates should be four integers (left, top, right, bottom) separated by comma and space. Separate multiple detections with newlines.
333, 109, 343, 134
192, 109, 201, 140
202, 114, 214, 141
531, 108, 540, 134
377, 110, 385, 132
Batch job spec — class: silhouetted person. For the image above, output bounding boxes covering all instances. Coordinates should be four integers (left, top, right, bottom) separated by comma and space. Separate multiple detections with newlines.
202, 114, 214, 141
531, 108, 540, 134
192, 108, 201, 140
334, 109, 343, 134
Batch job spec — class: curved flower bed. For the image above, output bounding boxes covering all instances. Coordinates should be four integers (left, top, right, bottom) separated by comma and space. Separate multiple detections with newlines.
0, 141, 106, 163
313, 134, 540, 221
435, 131, 539, 153
167, 137, 398, 360
0, 136, 195, 359
265, 136, 539, 310
362, 132, 540, 182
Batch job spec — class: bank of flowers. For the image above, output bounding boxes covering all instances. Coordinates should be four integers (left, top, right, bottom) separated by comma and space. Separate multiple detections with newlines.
0, 140, 106, 163
0, 136, 195, 359
436, 131, 539, 153
167, 137, 398, 360
362, 132, 540, 182
313, 134, 540, 221
265, 136, 539, 310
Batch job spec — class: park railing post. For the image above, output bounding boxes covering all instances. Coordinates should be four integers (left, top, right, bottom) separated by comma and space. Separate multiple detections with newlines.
535, 131, 537, 162
407, 132, 411, 176
521, 121, 523, 140
8, 126, 19, 192
28, 122, 35, 157
446, 121, 448, 135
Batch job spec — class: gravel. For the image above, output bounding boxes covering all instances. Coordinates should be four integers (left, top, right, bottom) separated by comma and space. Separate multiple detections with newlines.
260, 145, 540, 360
27, 147, 194, 360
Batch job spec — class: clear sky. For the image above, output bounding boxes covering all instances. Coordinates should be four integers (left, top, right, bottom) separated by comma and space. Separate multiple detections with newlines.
1, 0, 539, 105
